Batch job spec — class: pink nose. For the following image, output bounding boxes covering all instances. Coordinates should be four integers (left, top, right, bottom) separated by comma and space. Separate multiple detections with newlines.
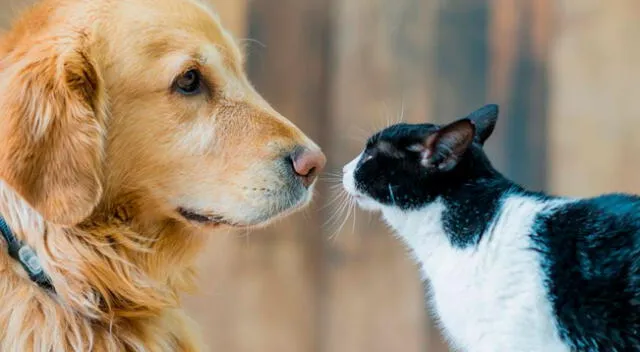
291, 148, 327, 188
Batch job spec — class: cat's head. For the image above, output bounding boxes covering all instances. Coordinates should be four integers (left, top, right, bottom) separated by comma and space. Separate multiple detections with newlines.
342, 104, 499, 211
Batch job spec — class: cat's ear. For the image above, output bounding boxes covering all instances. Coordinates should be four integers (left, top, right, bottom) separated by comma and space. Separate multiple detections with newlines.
466, 104, 498, 145
421, 119, 475, 171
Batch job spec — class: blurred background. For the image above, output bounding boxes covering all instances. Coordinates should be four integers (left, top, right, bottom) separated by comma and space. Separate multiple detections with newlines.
2, 0, 640, 351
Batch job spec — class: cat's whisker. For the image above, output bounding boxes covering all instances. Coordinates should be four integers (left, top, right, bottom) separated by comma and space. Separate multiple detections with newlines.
238, 37, 267, 48
396, 97, 406, 124
319, 177, 343, 184
325, 176, 342, 182
348, 134, 367, 144
324, 171, 343, 177
324, 191, 350, 227
388, 184, 397, 207
351, 200, 358, 234
328, 194, 355, 241
320, 190, 348, 211
373, 102, 391, 133
352, 126, 372, 142
324, 190, 354, 237
378, 101, 390, 130
319, 179, 344, 187
320, 172, 344, 180
385, 112, 392, 130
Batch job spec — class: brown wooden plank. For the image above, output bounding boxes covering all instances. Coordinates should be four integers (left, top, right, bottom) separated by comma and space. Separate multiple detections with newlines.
0, 0, 37, 26
324, 0, 445, 351
436, 0, 552, 190
487, 0, 552, 190
549, 0, 640, 196
434, 0, 491, 123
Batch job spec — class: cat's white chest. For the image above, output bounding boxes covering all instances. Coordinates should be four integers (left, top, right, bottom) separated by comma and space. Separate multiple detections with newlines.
382, 197, 570, 352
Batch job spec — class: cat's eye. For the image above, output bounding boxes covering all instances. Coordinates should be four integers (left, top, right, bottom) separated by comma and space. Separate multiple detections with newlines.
174, 69, 203, 96
407, 144, 425, 153
362, 153, 374, 163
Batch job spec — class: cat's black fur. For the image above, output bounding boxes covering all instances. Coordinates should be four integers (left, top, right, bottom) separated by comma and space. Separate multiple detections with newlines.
533, 196, 640, 351
351, 105, 640, 350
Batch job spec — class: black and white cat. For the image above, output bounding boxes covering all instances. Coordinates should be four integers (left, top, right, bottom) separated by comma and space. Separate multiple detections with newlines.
342, 104, 640, 352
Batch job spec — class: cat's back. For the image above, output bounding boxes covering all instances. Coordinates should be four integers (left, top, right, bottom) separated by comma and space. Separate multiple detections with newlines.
533, 193, 640, 351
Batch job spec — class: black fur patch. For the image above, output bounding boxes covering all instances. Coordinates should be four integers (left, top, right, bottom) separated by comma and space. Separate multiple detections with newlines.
532, 195, 640, 351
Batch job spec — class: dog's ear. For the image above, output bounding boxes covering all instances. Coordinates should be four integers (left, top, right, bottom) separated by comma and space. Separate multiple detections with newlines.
0, 36, 106, 226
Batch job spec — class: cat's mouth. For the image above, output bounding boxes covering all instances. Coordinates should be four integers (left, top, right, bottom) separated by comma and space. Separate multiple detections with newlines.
350, 193, 364, 201
342, 173, 382, 212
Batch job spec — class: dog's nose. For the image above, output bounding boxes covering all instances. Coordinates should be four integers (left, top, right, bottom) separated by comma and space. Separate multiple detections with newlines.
290, 147, 326, 188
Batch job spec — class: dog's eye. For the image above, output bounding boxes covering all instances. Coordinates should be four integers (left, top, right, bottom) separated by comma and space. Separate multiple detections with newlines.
175, 69, 202, 95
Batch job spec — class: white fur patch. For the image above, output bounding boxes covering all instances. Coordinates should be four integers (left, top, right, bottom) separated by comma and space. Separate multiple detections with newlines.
383, 197, 570, 352
342, 155, 570, 351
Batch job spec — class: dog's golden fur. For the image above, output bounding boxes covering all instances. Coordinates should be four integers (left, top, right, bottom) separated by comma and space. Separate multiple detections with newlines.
0, 0, 322, 350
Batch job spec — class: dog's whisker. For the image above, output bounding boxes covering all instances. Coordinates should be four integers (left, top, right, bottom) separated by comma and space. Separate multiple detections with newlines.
301, 208, 311, 221
238, 37, 267, 48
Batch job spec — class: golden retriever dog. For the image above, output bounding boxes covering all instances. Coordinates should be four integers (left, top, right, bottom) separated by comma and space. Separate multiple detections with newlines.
0, 0, 326, 350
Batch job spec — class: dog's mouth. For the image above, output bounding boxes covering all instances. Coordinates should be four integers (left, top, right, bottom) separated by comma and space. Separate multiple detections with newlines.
177, 207, 238, 227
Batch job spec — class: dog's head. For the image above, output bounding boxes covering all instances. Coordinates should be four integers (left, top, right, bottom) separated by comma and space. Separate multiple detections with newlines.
0, 0, 325, 229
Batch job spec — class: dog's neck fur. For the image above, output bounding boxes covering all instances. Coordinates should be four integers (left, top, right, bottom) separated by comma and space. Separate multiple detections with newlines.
0, 181, 205, 351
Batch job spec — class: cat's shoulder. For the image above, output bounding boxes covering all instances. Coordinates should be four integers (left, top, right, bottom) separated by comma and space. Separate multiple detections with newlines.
532, 191, 640, 249
542, 192, 640, 229
584, 192, 640, 213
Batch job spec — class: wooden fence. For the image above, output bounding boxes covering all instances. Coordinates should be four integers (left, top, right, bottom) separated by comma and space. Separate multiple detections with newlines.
2, 0, 640, 351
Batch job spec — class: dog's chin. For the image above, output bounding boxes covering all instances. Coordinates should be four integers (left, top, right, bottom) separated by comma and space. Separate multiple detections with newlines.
243, 186, 313, 229
177, 207, 240, 228
177, 183, 314, 230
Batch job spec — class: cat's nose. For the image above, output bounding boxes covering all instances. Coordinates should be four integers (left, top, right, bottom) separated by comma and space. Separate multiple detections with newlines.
290, 147, 326, 188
